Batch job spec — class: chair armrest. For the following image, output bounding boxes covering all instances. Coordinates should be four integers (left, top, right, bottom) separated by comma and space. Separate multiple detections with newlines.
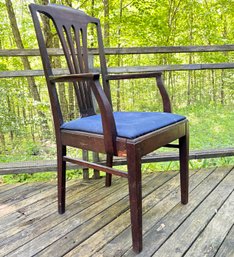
91, 78, 117, 154
105, 71, 172, 113
105, 72, 162, 81
50, 72, 117, 154
49, 73, 100, 83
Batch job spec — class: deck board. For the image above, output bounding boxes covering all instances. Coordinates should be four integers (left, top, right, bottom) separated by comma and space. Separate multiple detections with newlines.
215, 225, 234, 257
0, 166, 233, 257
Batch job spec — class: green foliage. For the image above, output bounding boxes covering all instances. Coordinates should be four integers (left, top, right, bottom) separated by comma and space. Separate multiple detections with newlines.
179, 104, 234, 150
0, 169, 83, 184
1, 172, 57, 184
0, 0, 233, 183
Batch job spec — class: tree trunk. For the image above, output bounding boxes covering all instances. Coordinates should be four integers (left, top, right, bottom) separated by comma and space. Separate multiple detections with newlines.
53, 39, 69, 120
103, 0, 110, 47
0, 134, 6, 152
220, 70, 225, 105
211, 69, 216, 103
7, 95, 14, 142
220, 14, 227, 105
116, 0, 123, 111
166, 0, 182, 44
5, 0, 50, 137
39, 0, 71, 120
187, 70, 191, 106
187, 2, 194, 106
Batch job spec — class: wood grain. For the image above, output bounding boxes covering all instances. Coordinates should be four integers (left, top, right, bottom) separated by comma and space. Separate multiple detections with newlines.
1, 45, 234, 56
0, 167, 233, 257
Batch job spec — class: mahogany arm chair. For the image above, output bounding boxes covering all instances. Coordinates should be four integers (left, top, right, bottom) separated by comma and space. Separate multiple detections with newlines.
29, 3, 189, 253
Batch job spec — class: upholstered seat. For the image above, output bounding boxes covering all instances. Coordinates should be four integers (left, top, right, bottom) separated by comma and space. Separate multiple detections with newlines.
61, 112, 186, 139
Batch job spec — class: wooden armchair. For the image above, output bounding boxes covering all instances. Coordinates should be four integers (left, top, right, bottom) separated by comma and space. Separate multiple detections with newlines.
29, 3, 189, 253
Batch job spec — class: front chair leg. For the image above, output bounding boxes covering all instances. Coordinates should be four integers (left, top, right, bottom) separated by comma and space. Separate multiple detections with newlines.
127, 144, 143, 253
179, 125, 189, 204
58, 144, 66, 214
105, 153, 113, 187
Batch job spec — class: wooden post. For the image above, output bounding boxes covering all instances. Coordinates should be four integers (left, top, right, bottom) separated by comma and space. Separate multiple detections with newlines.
82, 150, 89, 180
93, 152, 100, 179
88, 53, 100, 179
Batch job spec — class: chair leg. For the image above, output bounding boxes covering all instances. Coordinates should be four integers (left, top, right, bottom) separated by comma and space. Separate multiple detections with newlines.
127, 144, 142, 253
179, 126, 189, 205
105, 154, 113, 187
57, 144, 66, 214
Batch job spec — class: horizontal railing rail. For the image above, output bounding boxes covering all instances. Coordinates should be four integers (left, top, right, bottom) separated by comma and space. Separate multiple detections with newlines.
1, 44, 234, 56
1, 148, 234, 175
1, 45, 234, 78
0, 45, 233, 176
1, 63, 234, 78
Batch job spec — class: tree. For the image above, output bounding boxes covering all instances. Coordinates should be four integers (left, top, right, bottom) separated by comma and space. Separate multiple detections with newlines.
5, 0, 50, 137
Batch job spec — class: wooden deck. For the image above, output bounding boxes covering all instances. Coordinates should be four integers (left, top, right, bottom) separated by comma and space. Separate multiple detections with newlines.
0, 166, 233, 257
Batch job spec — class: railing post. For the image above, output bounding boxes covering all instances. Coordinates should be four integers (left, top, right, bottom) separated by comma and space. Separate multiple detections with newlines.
82, 150, 89, 180
93, 152, 100, 179
88, 52, 100, 179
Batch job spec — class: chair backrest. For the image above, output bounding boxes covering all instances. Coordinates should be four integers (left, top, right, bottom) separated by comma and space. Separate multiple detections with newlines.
29, 4, 111, 123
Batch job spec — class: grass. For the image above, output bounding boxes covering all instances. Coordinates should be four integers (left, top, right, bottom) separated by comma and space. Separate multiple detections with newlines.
179, 104, 234, 150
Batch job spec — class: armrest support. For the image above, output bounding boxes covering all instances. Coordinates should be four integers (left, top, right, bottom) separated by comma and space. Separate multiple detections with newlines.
105, 71, 172, 113
51, 73, 117, 154
91, 78, 117, 154
156, 75, 172, 113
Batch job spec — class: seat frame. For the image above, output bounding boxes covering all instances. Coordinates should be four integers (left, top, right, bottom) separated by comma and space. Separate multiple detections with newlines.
29, 3, 189, 253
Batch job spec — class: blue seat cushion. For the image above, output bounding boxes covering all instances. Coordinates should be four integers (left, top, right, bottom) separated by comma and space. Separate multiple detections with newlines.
60, 112, 186, 139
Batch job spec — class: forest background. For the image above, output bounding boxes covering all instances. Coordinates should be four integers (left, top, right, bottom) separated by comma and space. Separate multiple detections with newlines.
0, 0, 233, 182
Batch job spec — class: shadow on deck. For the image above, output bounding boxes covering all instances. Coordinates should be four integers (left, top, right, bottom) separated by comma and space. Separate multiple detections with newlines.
0, 166, 233, 257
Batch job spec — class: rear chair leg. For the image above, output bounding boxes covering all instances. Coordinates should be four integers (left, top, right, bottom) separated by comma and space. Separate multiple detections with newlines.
127, 144, 142, 253
179, 125, 189, 204
105, 154, 113, 187
58, 145, 66, 214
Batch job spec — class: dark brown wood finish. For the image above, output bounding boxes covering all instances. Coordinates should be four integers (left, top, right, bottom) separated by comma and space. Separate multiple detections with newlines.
29, 3, 189, 253
179, 122, 189, 204
127, 143, 143, 252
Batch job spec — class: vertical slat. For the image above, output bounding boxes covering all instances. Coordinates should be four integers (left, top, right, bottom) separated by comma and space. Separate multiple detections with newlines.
72, 25, 94, 115
80, 27, 94, 110
58, 26, 75, 73
59, 25, 84, 111
65, 26, 80, 74
64, 25, 88, 112
74, 26, 85, 73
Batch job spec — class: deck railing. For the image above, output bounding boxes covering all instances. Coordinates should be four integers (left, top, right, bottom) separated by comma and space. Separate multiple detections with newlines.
1, 45, 234, 78
0, 45, 234, 176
